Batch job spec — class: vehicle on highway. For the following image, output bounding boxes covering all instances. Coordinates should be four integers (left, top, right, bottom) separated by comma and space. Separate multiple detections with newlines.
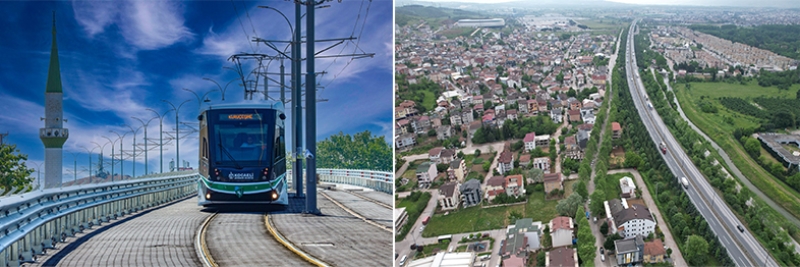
659, 142, 667, 154
647, 101, 653, 110
197, 102, 289, 208
681, 177, 689, 189
737, 225, 745, 233
399, 255, 407, 266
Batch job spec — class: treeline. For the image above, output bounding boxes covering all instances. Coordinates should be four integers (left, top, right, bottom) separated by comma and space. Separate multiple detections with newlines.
718, 97, 800, 130
756, 69, 800, 90
471, 115, 559, 144
634, 31, 669, 70
689, 24, 800, 59
316, 131, 392, 171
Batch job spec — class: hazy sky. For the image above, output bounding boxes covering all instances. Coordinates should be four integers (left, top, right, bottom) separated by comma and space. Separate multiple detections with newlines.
407, 0, 800, 8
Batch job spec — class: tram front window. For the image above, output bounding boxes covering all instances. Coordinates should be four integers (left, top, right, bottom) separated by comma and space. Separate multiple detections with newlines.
210, 111, 275, 166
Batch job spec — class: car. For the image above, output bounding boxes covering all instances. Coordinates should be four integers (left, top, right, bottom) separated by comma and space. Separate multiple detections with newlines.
593, 217, 597, 223
737, 225, 745, 233
600, 247, 604, 254
601, 254, 605, 262
399, 255, 407, 266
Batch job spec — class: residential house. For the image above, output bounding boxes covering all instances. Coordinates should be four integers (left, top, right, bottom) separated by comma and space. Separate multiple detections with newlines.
519, 101, 529, 114
460, 179, 482, 208
394, 208, 408, 232
550, 216, 574, 248
532, 157, 551, 174
436, 125, 455, 140
565, 135, 582, 160
615, 235, 645, 266
612, 122, 622, 139
619, 176, 636, 198
545, 247, 578, 267
543, 173, 563, 195
395, 133, 416, 152
450, 112, 463, 126
527, 99, 539, 115
447, 158, 467, 182
537, 99, 548, 113
410, 115, 431, 134
396, 119, 411, 134
416, 162, 437, 188
505, 174, 525, 197
485, 176, 506, 202
507, 109, 518, 120
643, 239, 666, 263
605, 198, 657, 239
497, 149, 514, 175
567, 109, 582, 123
461, 110, 474, 124
524, 132, 537, 152
502, 218, 543, 266
582, 112, 596, 124
535, 134, 551, 147
429, 147, 443, 163
439, 148, 457, 164
577, 130, 590, 150
550, 108, 563, 124
519, 154, 532, 168
438, 181, 461, 210
567, 97, 581, 110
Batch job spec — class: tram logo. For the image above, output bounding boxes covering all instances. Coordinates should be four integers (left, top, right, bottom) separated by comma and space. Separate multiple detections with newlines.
228, 172, 254, 180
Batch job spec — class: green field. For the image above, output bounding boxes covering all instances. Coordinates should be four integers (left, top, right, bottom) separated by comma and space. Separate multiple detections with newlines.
422, 191, 559, 237
686, 80, 799, 99
675, 82, 800, 222
397, 192, 432, 240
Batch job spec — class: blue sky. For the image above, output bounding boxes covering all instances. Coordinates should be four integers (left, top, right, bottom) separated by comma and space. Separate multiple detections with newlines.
0, 0, 392, 181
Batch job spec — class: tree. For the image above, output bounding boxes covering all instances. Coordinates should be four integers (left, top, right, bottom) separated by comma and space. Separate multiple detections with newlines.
457, 151, 465, 159
604, 233, 623, 250
475, 149, 482, 157
436, 163, 449, 173
590, 189, 606, 216
685, 235, 709, 266
556, 193, 583, 217
624, 151, 642, 169
573, 181, 588, 201
527, 168, 544, 183
600, 221, 609, 235
316, 131, 392, 171
0, 143, 34, 192
482, 161, 491, 172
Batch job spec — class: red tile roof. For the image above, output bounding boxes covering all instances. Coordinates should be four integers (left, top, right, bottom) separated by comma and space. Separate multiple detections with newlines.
612, 122, 621, 131
644, 239, 666, 256
523, 132, 536, 143
551, 216, 573, 231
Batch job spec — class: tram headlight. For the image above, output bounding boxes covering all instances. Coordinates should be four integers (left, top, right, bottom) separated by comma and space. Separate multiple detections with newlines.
270, 191, 278, 200
205, 192, 212, 200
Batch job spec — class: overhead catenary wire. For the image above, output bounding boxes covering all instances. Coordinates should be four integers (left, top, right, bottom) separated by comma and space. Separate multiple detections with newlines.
321, 0, 372, 88
231, 0, 256, 53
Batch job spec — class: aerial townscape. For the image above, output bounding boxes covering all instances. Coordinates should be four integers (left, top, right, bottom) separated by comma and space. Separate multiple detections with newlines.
394, 2, 800, 267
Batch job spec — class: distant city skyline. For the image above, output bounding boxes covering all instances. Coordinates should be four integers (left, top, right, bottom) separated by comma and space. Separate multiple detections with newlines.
398, 0, 800, 8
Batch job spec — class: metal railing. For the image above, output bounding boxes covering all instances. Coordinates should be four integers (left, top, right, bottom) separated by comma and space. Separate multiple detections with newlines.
0, 172, 197, 266
287, 168, 392, 194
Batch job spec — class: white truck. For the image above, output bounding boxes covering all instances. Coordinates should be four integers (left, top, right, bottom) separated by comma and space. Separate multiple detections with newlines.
681, 177, 689, 189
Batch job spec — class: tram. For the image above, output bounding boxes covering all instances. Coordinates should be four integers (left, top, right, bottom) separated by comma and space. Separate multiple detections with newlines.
196, 102, 288, 208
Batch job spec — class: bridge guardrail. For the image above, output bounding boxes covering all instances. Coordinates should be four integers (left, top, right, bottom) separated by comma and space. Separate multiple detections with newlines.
287, 168, 393, 194
0, 172, 198, 266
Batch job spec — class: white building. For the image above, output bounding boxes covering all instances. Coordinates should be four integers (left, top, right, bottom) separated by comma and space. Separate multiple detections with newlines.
408, 252, 475, 267
619, 176, 636, 198
605, 198, 656, 239
550, 216, 574, 248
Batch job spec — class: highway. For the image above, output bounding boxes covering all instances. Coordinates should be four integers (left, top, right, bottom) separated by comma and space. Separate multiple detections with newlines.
624, 20, 778, 267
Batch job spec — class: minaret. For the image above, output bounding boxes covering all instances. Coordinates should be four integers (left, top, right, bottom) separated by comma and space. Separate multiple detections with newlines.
40, 12, 68, 189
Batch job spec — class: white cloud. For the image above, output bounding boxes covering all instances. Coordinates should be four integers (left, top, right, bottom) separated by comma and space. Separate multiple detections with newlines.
72, 0, 193, 50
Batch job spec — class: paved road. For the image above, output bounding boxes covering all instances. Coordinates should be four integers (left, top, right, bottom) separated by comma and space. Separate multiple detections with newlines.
37, 198, 204, 267
207, 212, 312, 267
353, 190, 393, 206
272, 192, 392, 267
395, 189, 439, 266
625, 20, 777, 267
324, 190, 393, 228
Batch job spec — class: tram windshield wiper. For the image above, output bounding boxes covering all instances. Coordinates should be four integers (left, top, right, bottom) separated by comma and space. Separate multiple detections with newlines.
217, 133, 242, 169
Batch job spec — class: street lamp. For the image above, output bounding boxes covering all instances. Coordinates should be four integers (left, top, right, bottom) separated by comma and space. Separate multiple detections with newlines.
132, 116, 157, 175
68, 151, 79, 184
101, 136, 118, 182
82, 146, 97, 181
162, 99, 191, 172
29, 161, 43, 190
146, 108, 171, 174
202, 77, 238, 101
109, 130, 129, 180
127, 125, 142, 178
92, 141, 109, 181
183, 88, 214, 110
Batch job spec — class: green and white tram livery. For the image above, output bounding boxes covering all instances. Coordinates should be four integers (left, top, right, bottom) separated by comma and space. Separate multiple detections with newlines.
197, 102, 288, 208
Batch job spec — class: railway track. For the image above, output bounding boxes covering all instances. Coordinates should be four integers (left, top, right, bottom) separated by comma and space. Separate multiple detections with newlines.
319, 190, 393, 232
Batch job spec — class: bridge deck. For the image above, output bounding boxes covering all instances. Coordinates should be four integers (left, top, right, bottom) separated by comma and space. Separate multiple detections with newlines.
351, 190, 392, 206
36, 197, 204, 267
270, 191, 392, 266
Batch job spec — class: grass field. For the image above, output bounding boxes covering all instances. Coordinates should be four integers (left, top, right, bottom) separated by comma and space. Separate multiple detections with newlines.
421, 91, 437, 111
687, 80, 799, 99
564, 180, 578, 198
423, 191, 558, 237
675, 82, 800, 222
414, 241, 450, 259
397, 192, 433, 240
